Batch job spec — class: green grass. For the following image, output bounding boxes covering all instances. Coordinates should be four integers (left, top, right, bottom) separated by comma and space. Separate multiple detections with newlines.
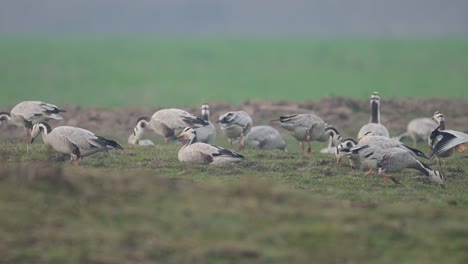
1, 37, 468, 108
0, 142, 467, 263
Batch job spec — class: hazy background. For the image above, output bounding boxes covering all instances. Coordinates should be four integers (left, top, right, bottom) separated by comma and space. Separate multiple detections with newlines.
1, 0, 467, 36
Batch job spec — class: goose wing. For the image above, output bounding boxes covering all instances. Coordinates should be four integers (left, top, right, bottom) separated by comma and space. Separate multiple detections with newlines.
279, 114, 322, 130
54, 126, 105, 150
12, 101, 64, 122
430, 130, 468, 158
219, 111, 252, 128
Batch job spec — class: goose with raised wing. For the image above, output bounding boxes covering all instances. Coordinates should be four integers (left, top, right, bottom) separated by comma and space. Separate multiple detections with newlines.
357, 92, 390, 139
395, 117, 437, 147
30, 122, 123, 166
130, 108, 208, 145
276, 113, 342, 154
340, 144, 445, 188
194, 104, 216, 144
217, 111, 252, 150
429, 111, 468, 160
0, 101, 65, 143
244, 125, 287, 151
177, 127, 244, 165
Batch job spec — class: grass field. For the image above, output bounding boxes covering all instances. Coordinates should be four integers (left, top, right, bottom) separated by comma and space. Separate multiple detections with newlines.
1, 37, 467, 263
0, 142, 467, 263
1, 37, 468, 108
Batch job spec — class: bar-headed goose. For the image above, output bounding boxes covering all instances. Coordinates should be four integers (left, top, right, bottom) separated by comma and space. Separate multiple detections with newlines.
357, 92, 390, 139
31, 122, 123, 166
194, 104, 217, 144
244, 125, 287, 151
395, 118, 438, 147
340, 144, 445, 188
0, 101, 65, 143
130, 108, 208, 145
217, 111, 252, 150
177, 127, 244, 165
429, 111, 467, 160
275, 113, 342, 154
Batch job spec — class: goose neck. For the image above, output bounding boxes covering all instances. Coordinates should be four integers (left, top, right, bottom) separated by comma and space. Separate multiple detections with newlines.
370, 101, 380, 124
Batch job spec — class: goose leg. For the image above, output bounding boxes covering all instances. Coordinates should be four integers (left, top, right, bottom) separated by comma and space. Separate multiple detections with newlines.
306, 134, 311, 154
364, 169, 374, 177
436, 158, 445, 176
25, 128, 31, 154
379, 172, 401, 187
229, 139, 234, 150
300, 142, 304, 154
239, 133, 245, 150
164, 138, 169, 145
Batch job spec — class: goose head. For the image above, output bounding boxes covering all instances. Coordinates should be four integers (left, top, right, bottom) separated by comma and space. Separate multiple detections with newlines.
177, 127, 197, 141
201, 104, 210, 121
0, 112, 10, 122
432, 111, 445, 130
132, 116, 150, 140
428, 170, 445, 188
335, 137, 358, 164
325, 126, 342, 145
30, 122, 51, 143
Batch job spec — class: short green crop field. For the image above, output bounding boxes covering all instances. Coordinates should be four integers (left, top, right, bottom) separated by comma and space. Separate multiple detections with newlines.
0, 142, 467, 263
1, 37, 467, 108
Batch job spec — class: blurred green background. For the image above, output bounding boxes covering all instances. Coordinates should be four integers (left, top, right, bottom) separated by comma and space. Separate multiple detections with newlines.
1, 37, 467, 108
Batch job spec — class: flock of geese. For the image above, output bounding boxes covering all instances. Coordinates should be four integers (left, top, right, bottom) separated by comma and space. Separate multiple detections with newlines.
0, 92, 467, 188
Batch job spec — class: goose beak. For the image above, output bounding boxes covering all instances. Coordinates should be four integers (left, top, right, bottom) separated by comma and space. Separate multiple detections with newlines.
177, 132, 185, 138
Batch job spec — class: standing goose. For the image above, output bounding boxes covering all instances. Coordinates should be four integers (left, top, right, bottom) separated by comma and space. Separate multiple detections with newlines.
217, 111, 252, 150
357, 92, 390, 139
130, 108, 208, 145
194, 104, 217, 144
30, 122, 123, 166
429, 111, 468, 160
244, 125, 287, 151
275, 113, 341, 154
395, 118, 438, 147
340, 144, 445, 188
177, 127, 244, 165
0, 101, 65, 143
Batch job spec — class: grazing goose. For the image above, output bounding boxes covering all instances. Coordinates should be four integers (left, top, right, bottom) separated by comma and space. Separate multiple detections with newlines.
275, 113, 342, 154
177, 127, 244, 165
357, 92, 390, 139
194, 104, 217, 144
0, 101, 65, 143
30, 122, 123, 166
244, 125, 287, 151
429, 111, 468, 160
130, 108, 208, 145
217, 111, 252, 150
340, 144, 445, 188
395, 118, 438, 147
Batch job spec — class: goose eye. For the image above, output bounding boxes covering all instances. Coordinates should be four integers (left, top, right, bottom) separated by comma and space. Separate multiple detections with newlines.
140, 122, 146, 128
